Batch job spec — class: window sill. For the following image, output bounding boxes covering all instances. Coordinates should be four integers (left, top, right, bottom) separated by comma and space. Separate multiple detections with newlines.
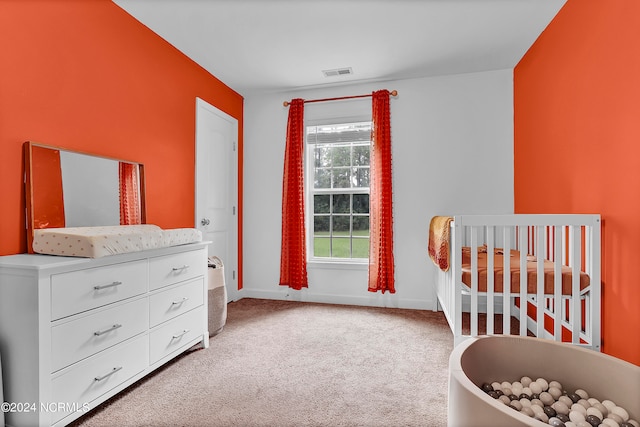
307, 259, 369, 270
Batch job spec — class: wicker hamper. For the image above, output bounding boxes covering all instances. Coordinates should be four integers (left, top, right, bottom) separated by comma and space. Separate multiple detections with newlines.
207, 256, 227, 337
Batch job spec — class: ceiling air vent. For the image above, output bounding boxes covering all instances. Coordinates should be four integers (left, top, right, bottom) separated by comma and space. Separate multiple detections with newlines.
322, 67, 353, 78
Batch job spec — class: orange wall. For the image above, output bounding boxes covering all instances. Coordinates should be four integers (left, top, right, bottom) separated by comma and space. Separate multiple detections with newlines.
0, 0, 244, 286
514, 0, 640, 365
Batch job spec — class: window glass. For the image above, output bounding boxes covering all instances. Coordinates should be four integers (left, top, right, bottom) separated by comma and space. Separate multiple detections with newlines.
307, 121, 371, 260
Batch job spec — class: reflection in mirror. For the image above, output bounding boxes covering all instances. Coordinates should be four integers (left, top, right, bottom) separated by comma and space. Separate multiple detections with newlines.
24, 141, 146, 252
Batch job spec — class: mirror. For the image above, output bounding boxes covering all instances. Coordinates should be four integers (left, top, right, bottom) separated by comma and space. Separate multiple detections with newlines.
24, 141, 146, 253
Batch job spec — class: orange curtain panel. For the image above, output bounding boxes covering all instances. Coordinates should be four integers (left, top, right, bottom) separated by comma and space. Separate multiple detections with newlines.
119, 162, 141, 225
368, 90, 395, 293
279, 98, 309, 290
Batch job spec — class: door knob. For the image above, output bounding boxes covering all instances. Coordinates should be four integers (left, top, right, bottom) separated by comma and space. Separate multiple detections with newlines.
201, 218, 211, 226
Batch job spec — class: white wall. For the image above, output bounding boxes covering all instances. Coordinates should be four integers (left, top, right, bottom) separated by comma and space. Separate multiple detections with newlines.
242, 69, 514, 310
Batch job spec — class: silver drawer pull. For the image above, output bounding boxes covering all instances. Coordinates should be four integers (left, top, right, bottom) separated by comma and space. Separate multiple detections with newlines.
94, 324, 122, 336
94, 281, 123, 290
94, 366, 123, 382
171, 297, 189, 306
171, 329, 190, 339
172, 265, 190, 272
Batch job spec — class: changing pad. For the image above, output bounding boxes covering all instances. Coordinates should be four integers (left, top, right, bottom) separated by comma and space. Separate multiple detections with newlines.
32, 224, 203, 258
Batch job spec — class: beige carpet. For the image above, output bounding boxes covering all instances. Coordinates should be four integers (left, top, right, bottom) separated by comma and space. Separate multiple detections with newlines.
69, 298, 454, 427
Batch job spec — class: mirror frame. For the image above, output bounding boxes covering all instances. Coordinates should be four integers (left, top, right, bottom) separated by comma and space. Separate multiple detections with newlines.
24, 141, 147, 253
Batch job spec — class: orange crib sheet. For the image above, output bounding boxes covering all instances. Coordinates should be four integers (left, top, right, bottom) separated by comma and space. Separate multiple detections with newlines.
460, 247, 590, 295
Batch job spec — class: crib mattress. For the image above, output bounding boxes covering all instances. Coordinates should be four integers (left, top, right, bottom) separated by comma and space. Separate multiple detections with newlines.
461, 247, 590, 295
32, 225, 202, 258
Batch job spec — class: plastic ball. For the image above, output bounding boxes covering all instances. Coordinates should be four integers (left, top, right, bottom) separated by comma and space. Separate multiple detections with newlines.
586, 406, 604, 420
559, 396, 574, 407
578, 399, 591, 409
531, 404, 545, 414
535, 378, 549, 391
540, 391, 555, 406
612, 407, 630, 422
531, 398, 544, 408
520, 406, 535, 417
520, 398, 532, 408
585, 414, 602, 427
568, 393, 581, 404
511, 400, 523, 411
549, 386, 563, 400
534, 412, 550, 423
610, 414, 625, 423
571, 403, 587, 415
570, 410, 586, 423
530, 382, 543, 395
549, 380, 563, 390
552, 401, 571, 415
602, 418, 621, 427
481, 383, 493, 393
575, 389, 590, 400
549, 416, 567, 427
521, 376, 533, 387
592, 403, 608, 418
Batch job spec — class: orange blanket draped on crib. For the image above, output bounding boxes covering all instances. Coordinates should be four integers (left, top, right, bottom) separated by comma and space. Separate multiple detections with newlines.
428, 216, 454, 271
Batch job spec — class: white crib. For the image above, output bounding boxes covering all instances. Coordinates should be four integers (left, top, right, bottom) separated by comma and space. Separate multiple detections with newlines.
432, 214, 601, 351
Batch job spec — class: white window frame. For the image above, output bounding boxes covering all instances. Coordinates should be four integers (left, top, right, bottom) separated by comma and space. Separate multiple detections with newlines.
305, 116, 372, 265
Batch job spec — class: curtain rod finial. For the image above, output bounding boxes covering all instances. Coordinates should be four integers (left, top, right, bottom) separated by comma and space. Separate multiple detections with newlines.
283, 101, 290, 107
390, 90, 398, 97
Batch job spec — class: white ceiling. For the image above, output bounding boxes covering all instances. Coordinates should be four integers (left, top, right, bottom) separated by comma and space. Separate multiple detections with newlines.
113, 0, 566, 96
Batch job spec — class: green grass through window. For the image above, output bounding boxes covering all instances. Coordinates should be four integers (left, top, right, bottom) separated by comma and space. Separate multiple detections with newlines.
313, 230, 369, 259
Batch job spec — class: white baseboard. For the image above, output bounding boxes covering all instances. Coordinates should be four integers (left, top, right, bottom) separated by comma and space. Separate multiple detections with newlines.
238, 288, 435, 311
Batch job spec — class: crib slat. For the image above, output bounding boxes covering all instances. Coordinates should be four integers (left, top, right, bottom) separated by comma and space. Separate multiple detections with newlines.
570, 226, 581, 344
470, 227, 479, 337
486, 227, 495, 335
589, 218, 601, 351
503, 227, 511, 335
519, 226, 528, 337
554, 226, 563, 341
452, 221, 462, 343
584, 225, 592, 339
536, 226, 545, 338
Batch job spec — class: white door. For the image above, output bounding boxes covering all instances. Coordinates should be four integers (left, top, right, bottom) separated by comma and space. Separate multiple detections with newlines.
195, 97, 238, 302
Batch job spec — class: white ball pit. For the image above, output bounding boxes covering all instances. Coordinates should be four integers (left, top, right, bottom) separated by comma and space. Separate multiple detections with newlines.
448, 336, 640, 427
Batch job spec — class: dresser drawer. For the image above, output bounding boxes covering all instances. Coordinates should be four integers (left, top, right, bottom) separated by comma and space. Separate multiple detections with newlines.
51, 297, 149, 372
51, 259, 148, 320
149, 278, 204, 328
149, 249, 205, 290
51, 334, 148, 424
149, 307, 204, 364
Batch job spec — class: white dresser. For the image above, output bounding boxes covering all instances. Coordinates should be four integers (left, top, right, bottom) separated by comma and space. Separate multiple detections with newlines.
0, 242, 209, 427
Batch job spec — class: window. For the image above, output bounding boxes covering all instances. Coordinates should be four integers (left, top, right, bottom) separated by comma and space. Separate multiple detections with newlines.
306, 121, 371, 260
